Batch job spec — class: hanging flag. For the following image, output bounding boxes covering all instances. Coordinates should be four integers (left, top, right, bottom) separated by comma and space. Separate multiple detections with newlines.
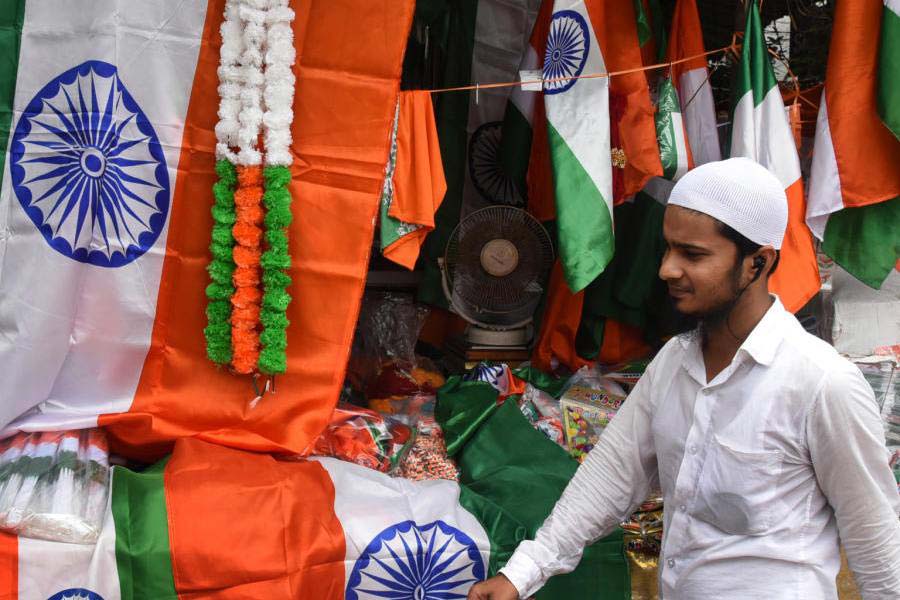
730, 1, 820, 312
380, 91, 447, 270
655, 77, 692, 180
418, 0, 543, 307
666, 0, 721, 166
0, 0, 416, 459
543, 0, 614, 294
808, 0, 900, 289
879, 0, 900, 139
0, 403, 629, 600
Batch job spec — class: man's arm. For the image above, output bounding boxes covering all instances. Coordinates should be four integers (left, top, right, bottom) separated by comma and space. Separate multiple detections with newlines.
496, 371, 660, 598
808, 363, 900, 599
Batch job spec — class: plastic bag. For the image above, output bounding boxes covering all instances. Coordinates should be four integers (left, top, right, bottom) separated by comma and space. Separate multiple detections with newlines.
0, 429, 109, 544
312, 404, 414, 473
397, 419, 459, 481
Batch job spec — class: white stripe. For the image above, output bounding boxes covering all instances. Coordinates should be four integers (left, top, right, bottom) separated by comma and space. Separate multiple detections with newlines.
886, 0, 900, 16
670, 111, 690, 180
545, 0, 612, 205
315, 457, 491, 595
678, 67, 721, 165
18, 490, 119, 599
0, 2, 209, 432
807, 92, 843, 240
509, 45, 540, 126
730, 86, 802, 188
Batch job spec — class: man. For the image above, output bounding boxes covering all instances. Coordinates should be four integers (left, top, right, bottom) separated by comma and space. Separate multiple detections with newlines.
469, 158, 900, 599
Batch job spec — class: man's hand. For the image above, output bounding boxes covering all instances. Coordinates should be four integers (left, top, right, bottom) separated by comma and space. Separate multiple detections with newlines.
467, 574, 520, 599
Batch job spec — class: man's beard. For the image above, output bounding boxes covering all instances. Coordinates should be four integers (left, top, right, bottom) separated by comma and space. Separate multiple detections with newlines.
665, 270, 744, 338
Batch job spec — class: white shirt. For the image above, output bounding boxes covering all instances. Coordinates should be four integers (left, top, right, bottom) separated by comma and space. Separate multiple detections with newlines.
501, 298, 900, 599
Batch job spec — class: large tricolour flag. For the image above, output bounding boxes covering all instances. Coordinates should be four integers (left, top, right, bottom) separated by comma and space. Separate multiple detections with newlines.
730, 1, 820, 312
0, 385, 628, 599
808, 0, 900, 289
0, 0, 415, 459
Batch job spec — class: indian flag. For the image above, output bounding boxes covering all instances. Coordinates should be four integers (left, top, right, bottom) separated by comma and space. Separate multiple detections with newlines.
880, 0, 900, 139
0, 0, 415, 457
730, 1, 820, 313
655, 77, 692, 181
808, 0, 900, 289
544, 0, 614, 293
0, 389, 628, 599
665, 0, 720, 167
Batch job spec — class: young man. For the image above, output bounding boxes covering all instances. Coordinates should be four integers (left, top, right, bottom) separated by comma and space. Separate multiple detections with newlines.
468, 158, 900, 599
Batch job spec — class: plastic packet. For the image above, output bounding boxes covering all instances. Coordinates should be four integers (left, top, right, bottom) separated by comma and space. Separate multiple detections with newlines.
312, 404, 414, 473
0, 429, 109, 544
397, 419, 459, 482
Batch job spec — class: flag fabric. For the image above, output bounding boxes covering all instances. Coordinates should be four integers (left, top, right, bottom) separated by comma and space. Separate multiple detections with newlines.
808, 0, 900, 289
418, 0, 542, 307
666, 0, 721, 167
380, 91, 447, 270
0, 0, 415, 459
543, 0, 614, 293
879, 0, 900, 139
655, 77, 692, 180
0, 392, 629, 599
730, 1, 820, 312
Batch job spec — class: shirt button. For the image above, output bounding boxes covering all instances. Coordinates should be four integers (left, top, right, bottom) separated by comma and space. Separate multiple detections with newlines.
667, 558, 676, 568
679, 504, 687, 512
689, 445, 698, 454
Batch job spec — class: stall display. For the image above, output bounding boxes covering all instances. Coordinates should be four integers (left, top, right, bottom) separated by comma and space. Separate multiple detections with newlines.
0, 429, 109, 544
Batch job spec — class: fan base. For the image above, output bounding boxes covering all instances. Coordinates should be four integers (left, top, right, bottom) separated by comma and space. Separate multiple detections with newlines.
465, 324, 532, 347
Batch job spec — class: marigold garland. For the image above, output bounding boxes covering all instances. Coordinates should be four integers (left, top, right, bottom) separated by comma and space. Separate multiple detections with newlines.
231, 166, 264, 374
205, 160, 238, 364
208, 0, 295, 378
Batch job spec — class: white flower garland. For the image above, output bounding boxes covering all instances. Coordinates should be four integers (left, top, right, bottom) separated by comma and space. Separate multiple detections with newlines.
215, 0, 295, 167
263, 0, 296, 167
215, 0, 244, 163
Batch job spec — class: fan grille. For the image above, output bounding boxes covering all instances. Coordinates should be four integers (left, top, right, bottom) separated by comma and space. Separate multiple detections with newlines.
445, 206, 554, 327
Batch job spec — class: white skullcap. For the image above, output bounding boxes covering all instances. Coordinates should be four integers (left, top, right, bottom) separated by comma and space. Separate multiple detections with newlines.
668, 157, 788, 250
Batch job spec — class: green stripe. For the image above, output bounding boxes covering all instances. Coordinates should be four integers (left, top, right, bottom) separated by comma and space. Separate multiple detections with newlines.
822, 196, 900, 289
437, 379, 629, 599
112, 459, 178, 600
498, 102, 533, 206
547, 120, 614, 293
0, 0, 25, 198
655, 77, 681, 180
735, 1, 777, 106
878, 5, 900, 140
633, 0, 652, 47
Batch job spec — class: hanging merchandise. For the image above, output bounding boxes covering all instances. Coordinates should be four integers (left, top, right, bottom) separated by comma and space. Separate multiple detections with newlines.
807, 0, 900, 289
0, 429, 109, 544
206, 0, 296, 375
730, 1, 820, 314
654, 77, 692, 181
379, 91, 447, 270
665, 0, 720, 166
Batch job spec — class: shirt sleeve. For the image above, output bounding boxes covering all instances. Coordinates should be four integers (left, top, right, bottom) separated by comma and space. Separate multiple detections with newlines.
499, 367, 660, 599
807, 363, 900, 600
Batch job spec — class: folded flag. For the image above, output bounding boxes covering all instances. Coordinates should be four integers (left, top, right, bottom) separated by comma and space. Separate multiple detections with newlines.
0, 386, 628, 600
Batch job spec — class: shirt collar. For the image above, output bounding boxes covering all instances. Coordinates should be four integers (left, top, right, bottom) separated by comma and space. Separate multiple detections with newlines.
676, 295, 789, 368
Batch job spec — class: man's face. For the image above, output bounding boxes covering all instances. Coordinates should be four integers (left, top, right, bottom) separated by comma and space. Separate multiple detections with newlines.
659, 205, 743, 318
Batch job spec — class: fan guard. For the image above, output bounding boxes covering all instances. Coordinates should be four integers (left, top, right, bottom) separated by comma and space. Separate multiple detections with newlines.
444, 206, 554, 328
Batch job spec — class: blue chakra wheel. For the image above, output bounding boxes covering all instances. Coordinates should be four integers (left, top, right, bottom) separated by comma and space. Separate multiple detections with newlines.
346, 520, 486, 600
47, 590, 104, 600
467, 121, 523, 207
10, 60, 170, 268
543, 10, 590, 95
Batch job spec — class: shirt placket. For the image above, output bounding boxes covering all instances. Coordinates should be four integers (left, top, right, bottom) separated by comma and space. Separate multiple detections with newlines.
661, 364, 725, 595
